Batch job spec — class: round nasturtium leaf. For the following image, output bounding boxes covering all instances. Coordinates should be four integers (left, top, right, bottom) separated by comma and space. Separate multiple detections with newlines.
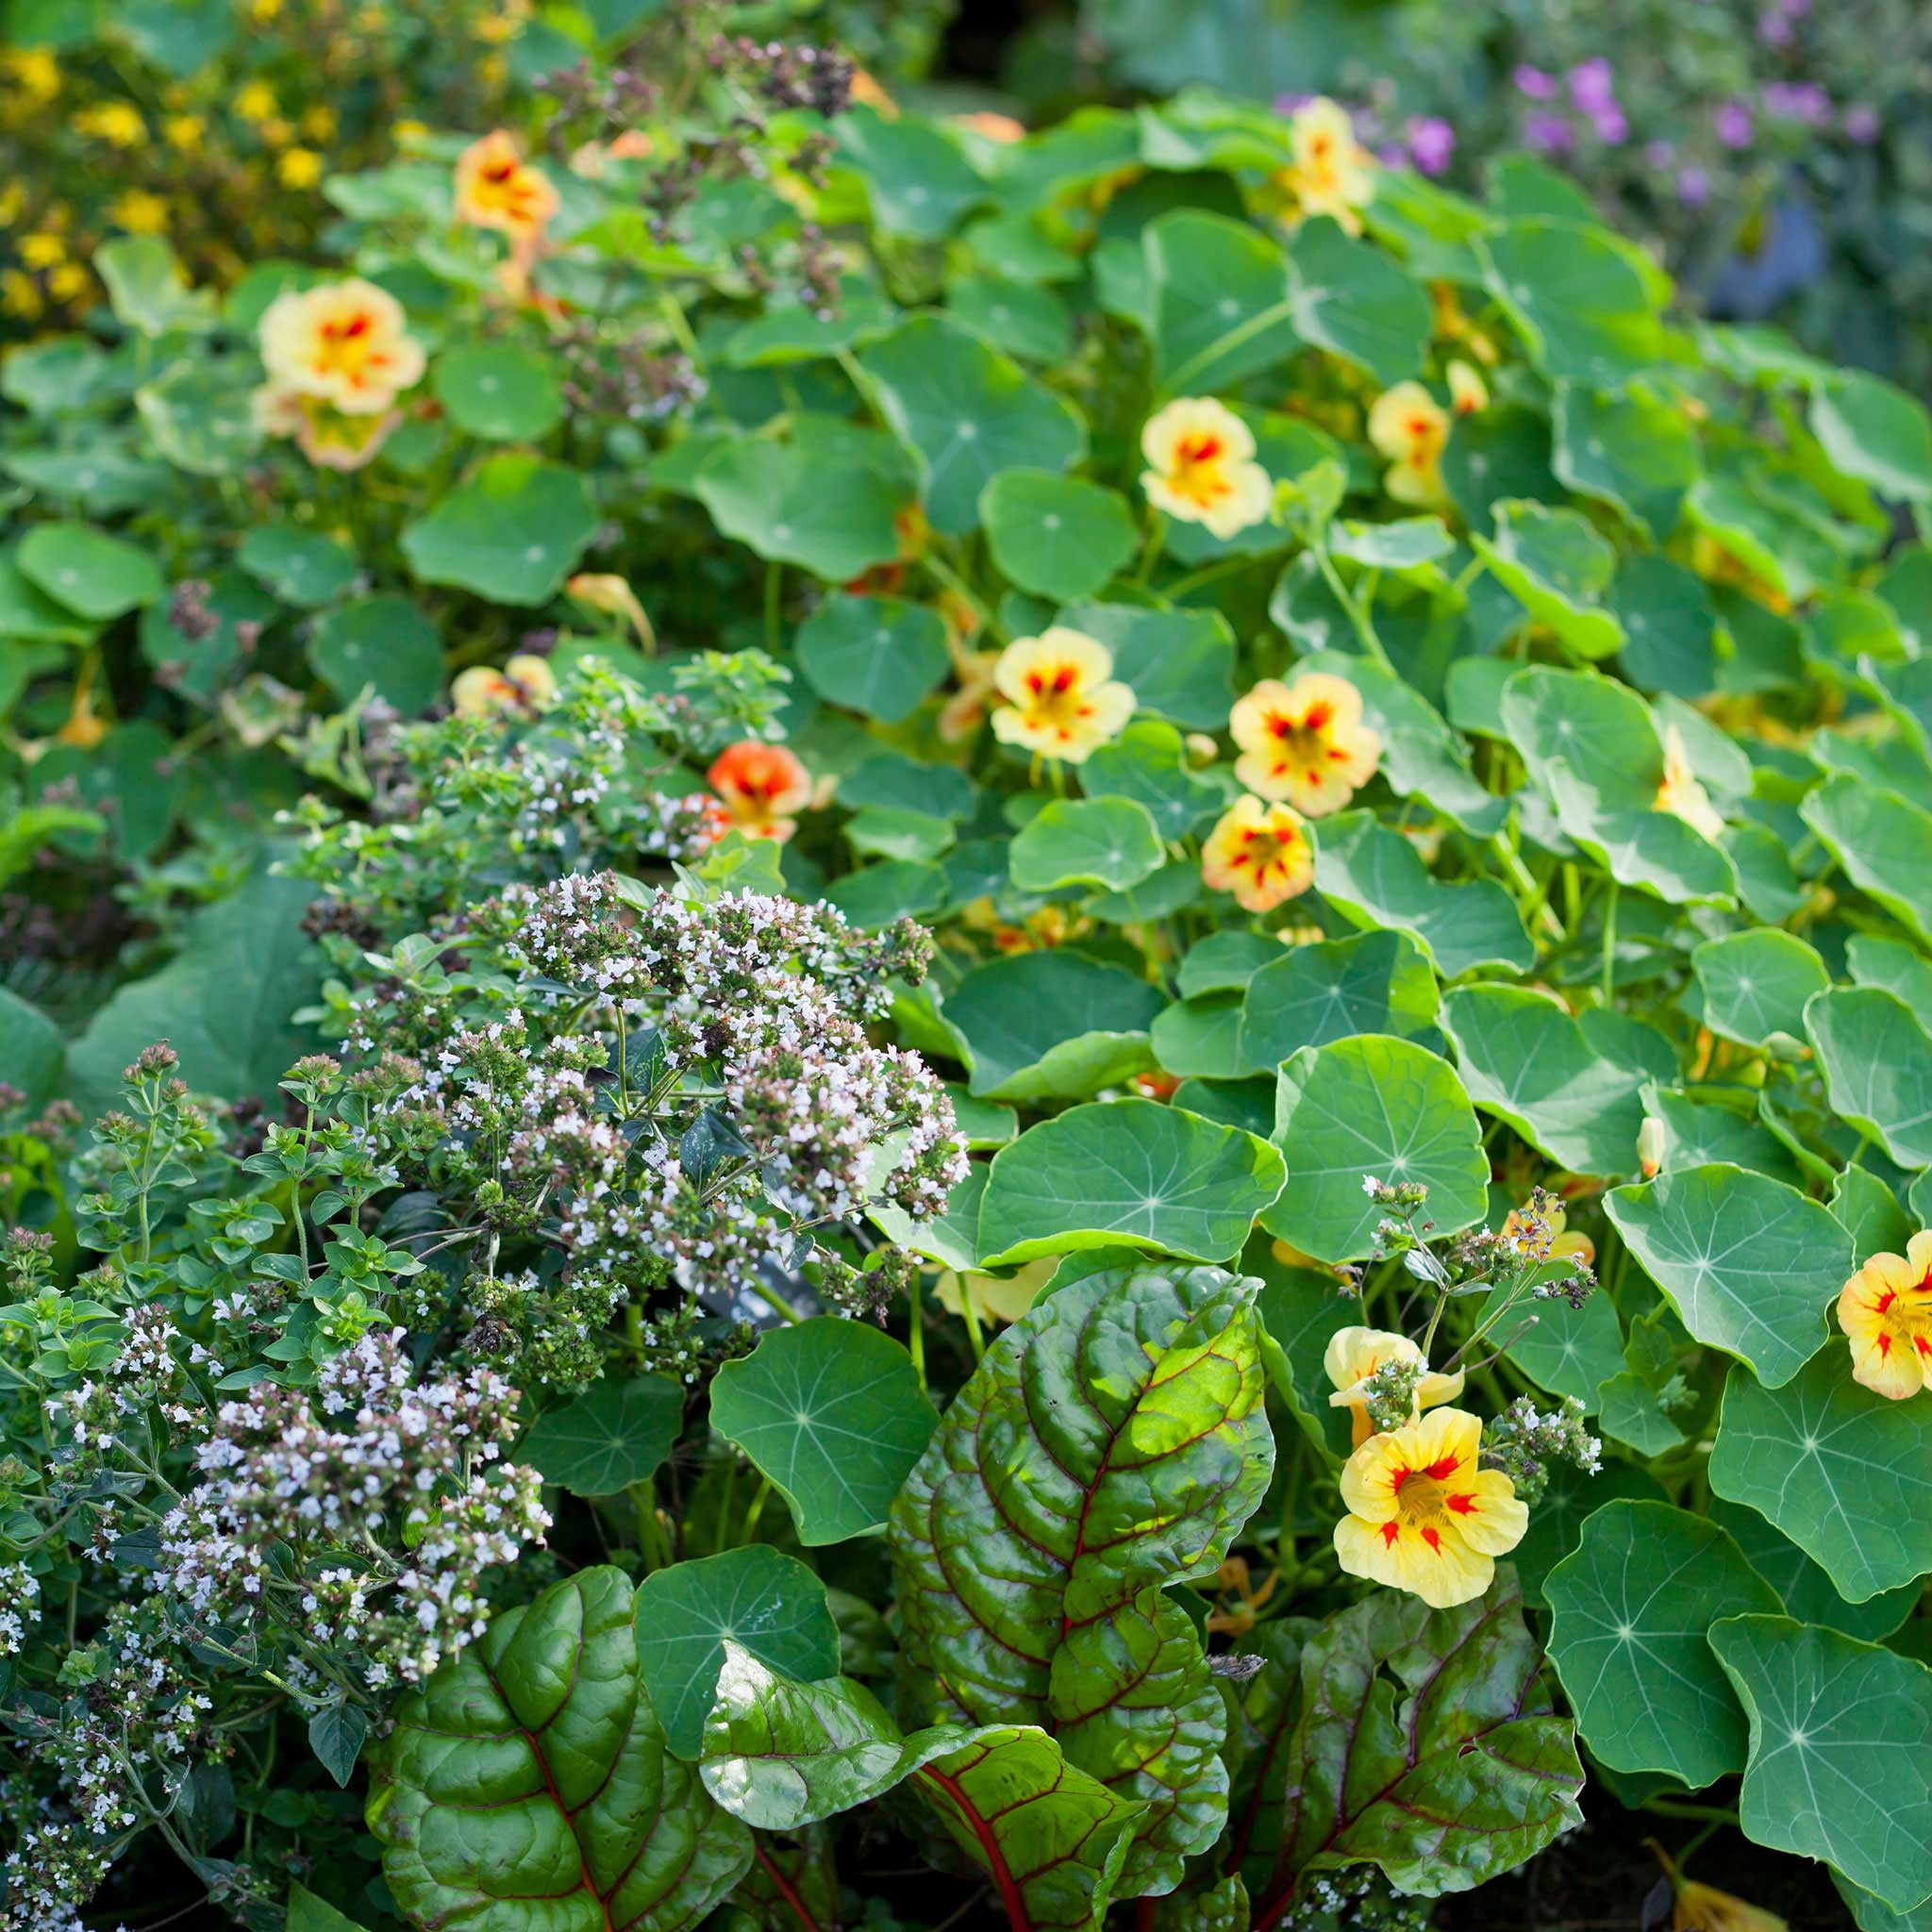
1709, 1499, 1919, 1644
1141, 209, 1299, 393
1801, 775, 1932, 951
981, 470, 1138, 601
1606, 1164, 1850, 1389
400, 455, 596, 606
521, 1373, 684, 1498
1544, 1499, 1780, 1790
976, 1098, 1286, 1268
1471, 501, 1624, 659
634, 1546, 841, 1761
237, 525, 358, 608
1553, 381, 1700, 541
1008, 796, 1164, 894
1479, 218, 1662, 388
1083, 721, 1226, 841
946, 950, 1165, 1103
1511, 1457, 1665, 1610
18, 521, 164, 621
709, 1318, 938, 1546
1237, 928, 1440, 1074
1485, 1277, 1625, 1411
694, 437, 907, 583
1692, 929, 1828, 1050
1263, 1034, 1488, 1264
1710, 1615, 1932, 1914
308, 594, 443, 715
432, 341, 564, 442
795, 593, 950, 723
1810, 371, 1932, 506
1710, 1346, 1932, 1605
1805, 986, 1932, 1170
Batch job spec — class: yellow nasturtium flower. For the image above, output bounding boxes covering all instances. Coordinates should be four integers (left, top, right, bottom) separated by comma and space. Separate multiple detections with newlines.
1139, 397, 1272, 539
1228, 671, 1381, 817
109, 190, 170, 235
1284, 96, 1374, 232
1500, 1201, 1595, 1268
1838, 1229, 1932, 1401
1334, 1407, 1527, 1608
1654, 724, 1725, 842
989, 627, 1136, 764
234, 80, 278, 122
1367, 381, 1452, 505
258, 277, 426, 415
75, 101, 145, 147
1448, 358, 1490, 416
4, 47, 59, 102
1324, 1326, 1466, 1447
453, 128, 559, 243
451, 655, 558, 719
1200, 795, 1314, 913
278, 147, 324, 190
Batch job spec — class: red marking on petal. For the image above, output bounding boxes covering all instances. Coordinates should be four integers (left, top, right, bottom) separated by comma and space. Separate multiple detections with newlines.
1447, 1493, 1477, 1515
1879, 1335, 1893, 1357
1422, 1454, 1461, 1481
1422, 1526, 1442, 1553
1380, 1521, 1401, 1547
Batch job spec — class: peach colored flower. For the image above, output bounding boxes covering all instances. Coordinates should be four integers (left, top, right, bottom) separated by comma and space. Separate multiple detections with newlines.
1367, 381, 1451, 506
1324, 1326, 1466, 1448
989, 628, 1136, 763
1228, 671, 1380, 817
454, 129, 559, 242
1200, 795, 1314, 913
708, 741, 812, 842
258, 277, 425, 416
451, 655, 558, 718
1284, 97, 1374, 232
1140, 397, 1273, 539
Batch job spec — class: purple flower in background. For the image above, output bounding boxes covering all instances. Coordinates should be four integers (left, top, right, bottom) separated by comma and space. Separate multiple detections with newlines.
1758, 8, 1792, 46
1589, 105, 1629, 144
1843, 103, 1881, 144
1407, 115, 1456, 175
1763, 81, 1831, 125
1678, 166, 1713, 206
1524, 110, 1576, 156
1513, 64, 1559, 101
1715, 100, 1755, 148
1376, 142, 1407, 168
1274, 92, 1314, 115
1567, 58, 1616, 112
1644, 139, 1678, 168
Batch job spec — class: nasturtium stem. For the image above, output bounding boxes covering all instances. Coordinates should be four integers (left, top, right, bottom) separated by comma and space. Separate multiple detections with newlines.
1601, 875, 1620, 1004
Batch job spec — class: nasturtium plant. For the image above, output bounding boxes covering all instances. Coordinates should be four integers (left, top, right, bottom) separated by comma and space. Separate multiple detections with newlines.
9, 8, 1932, 1928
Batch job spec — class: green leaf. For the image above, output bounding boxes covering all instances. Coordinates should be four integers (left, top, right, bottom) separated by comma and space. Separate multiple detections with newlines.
949, 275, 1074, 363
1710, 1345, 1932, 1605
978, 1099, 1285, 1268
1710, 1499, 1918, 1644
1264, 1035, 1488, 1263
795, 593, 950, 723
522, 1374, 684, 1498
982, 470, 1138, 600
1553, 383, 1700, 539
1711, 1616, 1932, 1912
700, 1645, 982, 1829
1805, 987, 1932, 1168
1810, 373, 1932, 505
1479, 219, 1661, 386
693, 436, 906, 582
1801, 776, 1932, 950
94, 234, 215, 337
891, 1259, 1274, 1895
308, 1701, 369, 1789
1693, 930, 1828, 1049
1831, 1166, 1917, 1273
1008, 796, 1164, 893
1237, 929, 1441, 1073
1141, 210, 1299, 393
308, 595, 443, 714
286, 1882, 370, 1932
1544, 1500, 1779, 1789
821, 858, 946, 930
1613, 555, 1720, 697
432, 342, 563, 442
18, 522, 163, 621
1261, 1572, 1583, 1902
709, 1319, 937, 1546
0, 988, 63, 1108
1512, 1458, 1666, 1610
237, 525, 357, 608
68, 867, 319, 1117
860, 318, 1085, 535
1082, 720, 1226, 841
1285, 216, 1432, 386
837, 106, 987, 241
1441, 986, 1652, 1178
370, 1567, 751, 1929
1313, 811, 1535, 979
1606, 1166, 1849, 1389
722, 275, 896, 366
946, 950, 1165, 1103
1471, 501, 1624, 659
1489, 1278, 1624, 1410
401, 456, 595, 606
1058, 601, 1238, 730
633, 1547, 841, 1760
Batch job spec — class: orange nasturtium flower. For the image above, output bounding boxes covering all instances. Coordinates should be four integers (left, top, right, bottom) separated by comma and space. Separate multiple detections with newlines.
1654, 724, 1725, 842
454, 129, 560, 243
708, 741, 812, 842
1324, 1326, 1466, 1447
1838, 1229, 1932, 1401
1367, 381, 1452, 505
451, 655, 558, 718
1284, 96, 1374, 232
1200, 795, 1314, 913
258, 277, 426, 416
1228, 671, 1381, 817
1334, 1407, 1527, 1609
989, 628, 1136, 764
1139, 397, 1273, 539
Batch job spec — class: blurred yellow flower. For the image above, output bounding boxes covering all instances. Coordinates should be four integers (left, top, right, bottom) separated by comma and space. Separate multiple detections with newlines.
278, 147, 325, 189
1448, 358, 1490, 415
1285, 96, 1374, 232
21, 232, 65, 270
302, 105, 338, 141
1228, 671, 1381, 816
1140, 396, 1273, 539
1500, 1201, 1595, 1268
235, 80, 277, 122
75, 101, 146, 147
258, 277, 426, 414
1, 271, 44, 320
989, 627, 1136, 763
564, 574, 654, 647
1324, 1325, 1465, 1446
1368, 381, 1451, 505
452, 655, 558, 718
46, 262, 89, 302
109, 191, 171, 235
1654, 724, 1725, 842
453, 128, 558, 247
1334, 1407, 1526, 1609
4, 47, 59, 101
1201, 795, 1314, 913
164, 113, 205, 151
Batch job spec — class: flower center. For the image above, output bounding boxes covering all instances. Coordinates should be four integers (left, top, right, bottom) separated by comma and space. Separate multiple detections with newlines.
1022, 665, 1090, 724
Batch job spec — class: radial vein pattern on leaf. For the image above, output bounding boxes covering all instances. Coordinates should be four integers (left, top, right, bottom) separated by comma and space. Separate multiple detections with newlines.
889, 1262, 1275, 1896
368, 1566, 751, 1932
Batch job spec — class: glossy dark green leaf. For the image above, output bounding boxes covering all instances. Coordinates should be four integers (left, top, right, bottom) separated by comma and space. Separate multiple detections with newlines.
522, 1374, 684, 1498
1801, 775, 1932, 950
891, 1260, 1274, 1895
